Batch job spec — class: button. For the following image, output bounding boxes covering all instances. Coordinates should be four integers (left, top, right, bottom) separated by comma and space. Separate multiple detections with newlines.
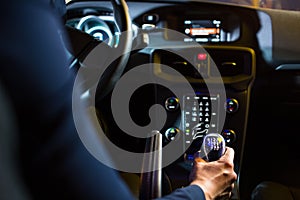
197, 53, 208, 61
226, 98, 239, 113
165, 127, 180, 141
165, 97, 179, 111
221, 129, 236, 145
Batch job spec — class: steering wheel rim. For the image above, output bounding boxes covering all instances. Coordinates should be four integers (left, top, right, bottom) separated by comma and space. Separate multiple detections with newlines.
95, 0, 133, 100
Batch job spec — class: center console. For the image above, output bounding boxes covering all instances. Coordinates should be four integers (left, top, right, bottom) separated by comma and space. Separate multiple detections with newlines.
151, 46, 255, 198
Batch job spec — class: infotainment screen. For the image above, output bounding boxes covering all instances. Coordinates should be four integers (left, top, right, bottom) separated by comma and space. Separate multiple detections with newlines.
183, 19, 222, 42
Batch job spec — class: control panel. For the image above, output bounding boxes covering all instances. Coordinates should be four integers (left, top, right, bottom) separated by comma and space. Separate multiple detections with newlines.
163, 93, 240, 163
182, 93, 222, 163
182, 93, 220, 143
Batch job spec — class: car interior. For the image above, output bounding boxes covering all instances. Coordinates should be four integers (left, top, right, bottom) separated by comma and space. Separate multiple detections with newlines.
2, 0, 300, 200
62, 0, 300, 199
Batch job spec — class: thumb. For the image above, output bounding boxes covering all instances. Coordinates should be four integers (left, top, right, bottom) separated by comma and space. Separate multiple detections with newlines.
219, 147, 235, 163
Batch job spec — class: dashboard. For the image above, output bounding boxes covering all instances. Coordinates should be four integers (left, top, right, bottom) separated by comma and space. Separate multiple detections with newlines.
66, 1, 300, 200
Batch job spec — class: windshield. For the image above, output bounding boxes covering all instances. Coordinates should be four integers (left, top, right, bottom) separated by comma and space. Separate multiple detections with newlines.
66, 0, 300, 11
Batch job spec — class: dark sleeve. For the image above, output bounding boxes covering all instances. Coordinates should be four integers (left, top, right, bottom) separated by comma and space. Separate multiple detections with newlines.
0, 2, 134, 200
156, 185, 206, 200
0, 2, 206, 200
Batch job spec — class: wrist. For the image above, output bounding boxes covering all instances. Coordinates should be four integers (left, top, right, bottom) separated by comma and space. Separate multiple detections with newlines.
190, 182, 213, 200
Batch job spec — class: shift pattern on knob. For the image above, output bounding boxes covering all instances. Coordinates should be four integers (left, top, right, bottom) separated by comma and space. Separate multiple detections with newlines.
195, 133, 226, 162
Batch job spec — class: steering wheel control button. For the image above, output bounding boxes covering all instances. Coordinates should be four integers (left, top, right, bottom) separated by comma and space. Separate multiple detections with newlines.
226, 98, 239, 113
165, 97, 179, 111
165, 127, 180, 141
221, 129, 236, 145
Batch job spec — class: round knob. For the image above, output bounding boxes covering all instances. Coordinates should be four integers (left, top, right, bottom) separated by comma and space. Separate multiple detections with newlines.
226, 98, 239, 113
165, 97, 179, 111
165, 127, 180, 141
221, 129, 236, 145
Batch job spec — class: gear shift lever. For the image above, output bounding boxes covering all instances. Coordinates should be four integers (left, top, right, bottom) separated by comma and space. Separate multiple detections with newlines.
194, 133, 226, 162
139, 130, 162, 200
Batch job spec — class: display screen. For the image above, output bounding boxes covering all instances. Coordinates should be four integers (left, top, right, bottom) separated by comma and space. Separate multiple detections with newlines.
183, 19, 221, 42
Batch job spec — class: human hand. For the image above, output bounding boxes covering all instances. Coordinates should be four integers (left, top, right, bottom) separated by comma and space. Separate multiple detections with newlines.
189, 147, 237, 200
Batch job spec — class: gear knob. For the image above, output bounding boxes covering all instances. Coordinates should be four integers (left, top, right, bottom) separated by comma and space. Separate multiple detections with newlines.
194, 133, 226, 162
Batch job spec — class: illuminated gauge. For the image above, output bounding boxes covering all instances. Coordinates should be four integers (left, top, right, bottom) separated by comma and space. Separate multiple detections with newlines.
66, 18, 80, 27
76, 15, 114, 47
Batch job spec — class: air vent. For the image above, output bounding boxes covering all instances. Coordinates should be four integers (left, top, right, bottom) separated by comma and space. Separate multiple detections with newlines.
158, 50, 205, 79
154, 48, 253, 79
207, 49, 252, 77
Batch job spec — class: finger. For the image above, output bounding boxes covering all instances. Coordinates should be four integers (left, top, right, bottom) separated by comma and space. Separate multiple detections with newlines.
228, 183, 235, 190
220, 192, 232, 199
216, 192, 232, 200
224, 182, 235, 191
220, 147, 235, 162
219, 183, 235, 196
